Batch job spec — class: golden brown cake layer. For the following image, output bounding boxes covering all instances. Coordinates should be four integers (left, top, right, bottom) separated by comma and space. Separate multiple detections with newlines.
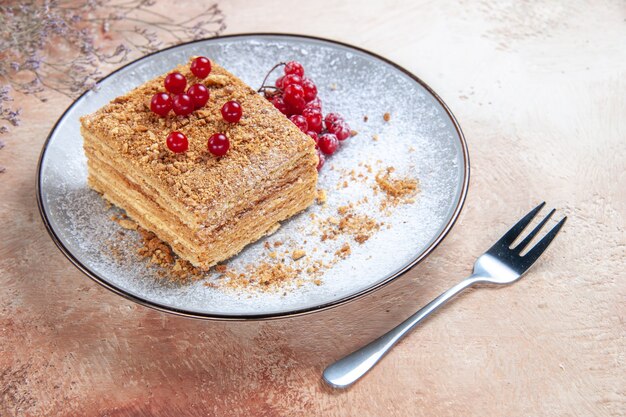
80, 59, 318, 269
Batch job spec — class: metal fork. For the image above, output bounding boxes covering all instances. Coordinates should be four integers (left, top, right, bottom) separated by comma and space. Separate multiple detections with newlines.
323, 202, 566, 389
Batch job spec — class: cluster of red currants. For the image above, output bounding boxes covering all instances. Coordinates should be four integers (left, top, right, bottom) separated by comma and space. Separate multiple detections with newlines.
150, 57, 212, 118
262, 61, 351, 171
150, 56, 242, 157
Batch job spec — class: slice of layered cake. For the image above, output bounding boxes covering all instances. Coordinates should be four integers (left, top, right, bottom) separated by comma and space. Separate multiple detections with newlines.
81, 57, 318, 270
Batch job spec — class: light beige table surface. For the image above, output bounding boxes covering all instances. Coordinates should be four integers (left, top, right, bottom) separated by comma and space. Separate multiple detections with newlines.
1, 1, 624, 416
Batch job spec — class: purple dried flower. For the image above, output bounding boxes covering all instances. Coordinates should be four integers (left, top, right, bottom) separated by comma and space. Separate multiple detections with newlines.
0, 86, 11, 99
7, 110, 21, 126
24, 58, 41, 71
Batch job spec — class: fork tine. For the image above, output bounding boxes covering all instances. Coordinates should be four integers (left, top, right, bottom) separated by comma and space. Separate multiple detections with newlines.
514, 208, 556, 252
522, 216, 567, 263
497, 202, 546, 247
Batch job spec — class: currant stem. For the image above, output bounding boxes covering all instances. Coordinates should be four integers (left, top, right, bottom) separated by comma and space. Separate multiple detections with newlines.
257, 62, 286, 93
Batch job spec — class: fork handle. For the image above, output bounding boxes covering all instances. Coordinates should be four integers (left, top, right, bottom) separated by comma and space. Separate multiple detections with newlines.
323, 274, 483, 389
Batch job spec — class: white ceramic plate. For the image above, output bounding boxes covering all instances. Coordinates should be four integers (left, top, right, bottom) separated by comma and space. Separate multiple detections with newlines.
37, 34, 469, 319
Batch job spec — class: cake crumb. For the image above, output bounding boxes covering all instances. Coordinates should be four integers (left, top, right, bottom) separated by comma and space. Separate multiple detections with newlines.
316, 189, 327, 204
363, 115, 369, 122
137, 229, 174, 266
337, 205, 351, 215
373, 134, 379, 141
269, 251, 278, 259
234, 262, 297, 288
130, 225, 203, 283
375, 167, 418, 198
335, 243, 351, 259
375, 167, 420, 210
292, 250, 306, 260
273, 241, 283, 247
313, 279, 322, 286
215, 265, 227, 273
383, 112, 391, 122
118, 219, 137, 230
320, 208, 380, 244
339, 213, 380, 243
350, 130, 358, 137
354, 234, 369, 244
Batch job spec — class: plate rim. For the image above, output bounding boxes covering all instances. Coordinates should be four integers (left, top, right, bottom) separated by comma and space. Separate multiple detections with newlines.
36, 32, 470, 321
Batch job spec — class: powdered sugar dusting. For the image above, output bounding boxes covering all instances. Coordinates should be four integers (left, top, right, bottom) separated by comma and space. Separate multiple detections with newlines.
39, 35, 467, 317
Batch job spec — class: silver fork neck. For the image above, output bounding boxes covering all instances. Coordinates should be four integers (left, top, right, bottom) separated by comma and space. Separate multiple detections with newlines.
473, 253, 519, 283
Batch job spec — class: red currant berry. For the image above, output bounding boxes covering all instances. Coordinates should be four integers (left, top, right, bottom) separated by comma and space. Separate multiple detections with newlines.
275, 76, 285, 89
166, 131, 188, 153
207, 133, 230, 156
284, 84, 305, 107
324, 112, 345, 131
302, 108, 322, 133
221, 100, 242, 123
150, 92, 172, 117
172, 93, 194, 116
334, 123, 351, 141
307, 131, 319, 145
271, 95, 288, 114
318, 133, 339, 155
286, 98, 306, 115
305, 97, 322, 111
289, 114, 308, 132
190, 56, 212, 78
301, 78, 317, 102
282, 74, 303, 88
187, 84, 209, 108
316, 149, 325, 171
302, 106, 321, 116
164, 72, 187, 94
284, 61, 304, 77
